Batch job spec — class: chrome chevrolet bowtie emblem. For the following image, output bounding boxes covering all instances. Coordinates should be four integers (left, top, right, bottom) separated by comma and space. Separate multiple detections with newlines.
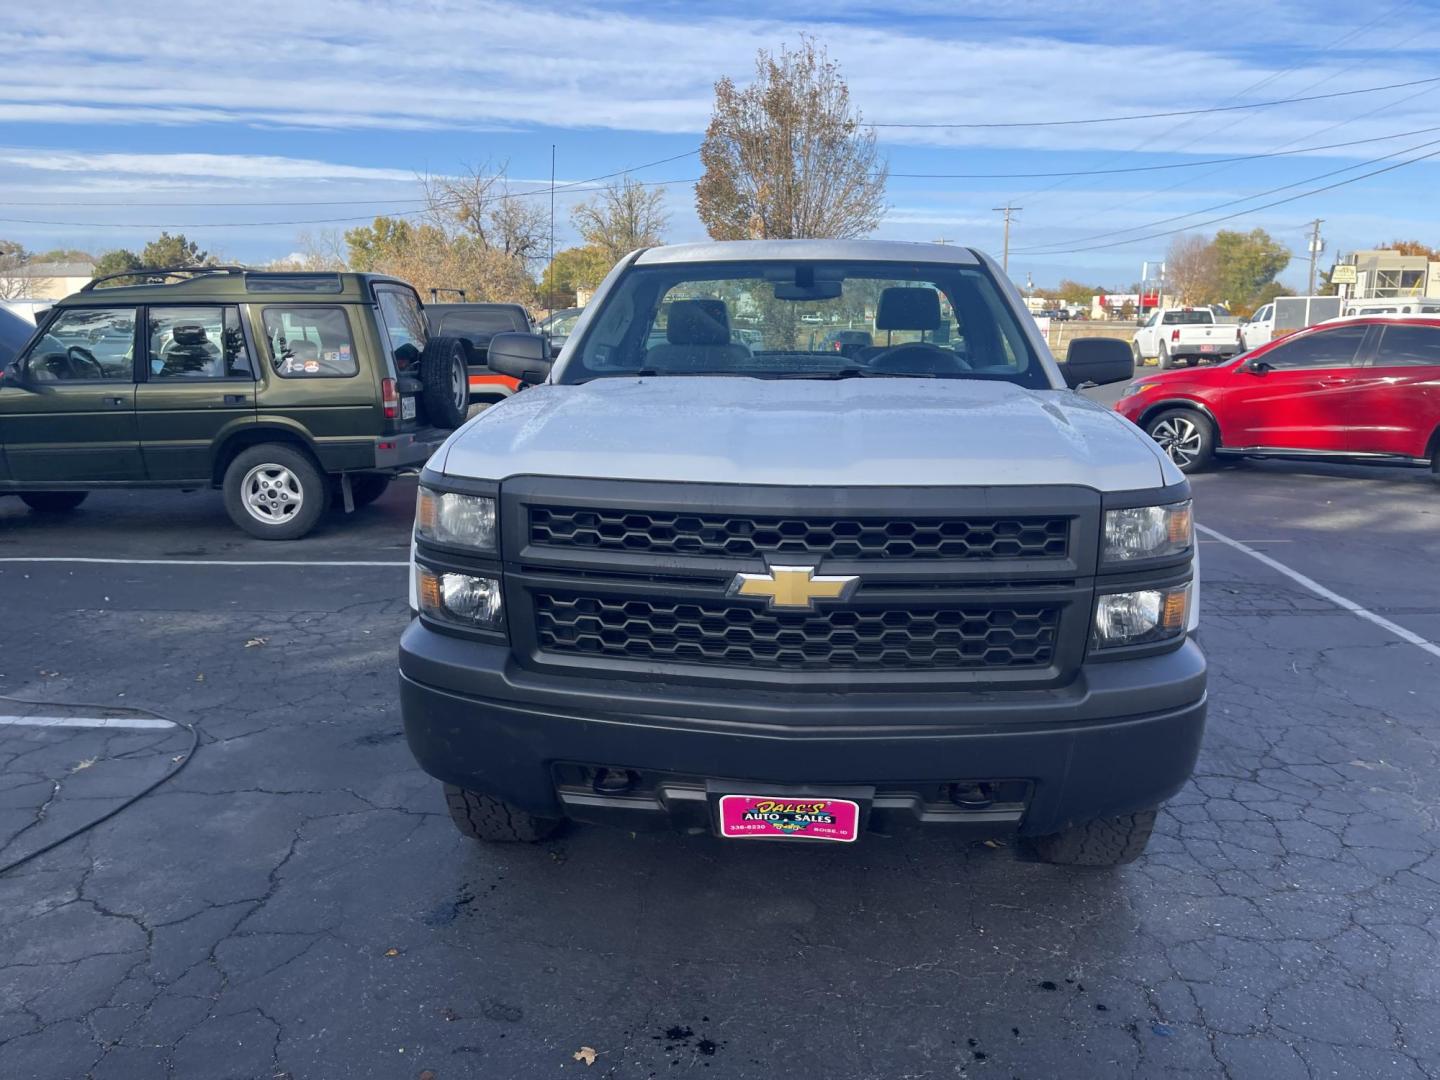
728, 565, 860, 611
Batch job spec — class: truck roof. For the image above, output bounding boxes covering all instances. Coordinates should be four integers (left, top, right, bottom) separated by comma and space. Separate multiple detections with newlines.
60, 268, 415, 305
633, 239, 983, 267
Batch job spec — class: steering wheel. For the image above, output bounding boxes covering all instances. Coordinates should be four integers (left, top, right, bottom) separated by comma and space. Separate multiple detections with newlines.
64, 345, 105, 379
867, 341, 968, 374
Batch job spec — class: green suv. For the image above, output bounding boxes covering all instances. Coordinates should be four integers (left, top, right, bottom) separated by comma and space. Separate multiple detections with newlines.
0, 267, 472, 539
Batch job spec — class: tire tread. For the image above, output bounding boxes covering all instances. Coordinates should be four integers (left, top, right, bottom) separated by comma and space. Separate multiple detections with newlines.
444, 784, 561, 843
1030, 809, 1158, 866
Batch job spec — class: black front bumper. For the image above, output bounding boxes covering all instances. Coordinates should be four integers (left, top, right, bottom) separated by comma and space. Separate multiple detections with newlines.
399, 621, 1206, 838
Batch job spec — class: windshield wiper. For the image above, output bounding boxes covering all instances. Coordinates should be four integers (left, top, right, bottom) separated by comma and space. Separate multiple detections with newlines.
629, 368, 763, 378
774, 368, 938, 379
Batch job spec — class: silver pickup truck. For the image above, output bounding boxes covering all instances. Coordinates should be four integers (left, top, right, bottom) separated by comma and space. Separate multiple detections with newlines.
399, 240, 1206, 866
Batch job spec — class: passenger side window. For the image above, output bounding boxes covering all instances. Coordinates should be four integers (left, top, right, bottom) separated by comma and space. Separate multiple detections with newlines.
263, 307, 357, 377
375, 288, 428, 372
1375, 325, 1440, 367
23, 307, 136, 382
1262, 325, 1368, 369
148, 306, 252, 379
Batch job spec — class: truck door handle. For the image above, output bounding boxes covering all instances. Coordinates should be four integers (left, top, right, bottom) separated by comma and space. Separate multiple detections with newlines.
223, 394, 247, 404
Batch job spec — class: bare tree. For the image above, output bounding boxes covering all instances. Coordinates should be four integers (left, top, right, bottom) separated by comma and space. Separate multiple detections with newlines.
696, 36, 887, 240
1165, 234, 1221, 305
421, 163, 548, 264
571, 177, 669, 263
0, 241, 30, 299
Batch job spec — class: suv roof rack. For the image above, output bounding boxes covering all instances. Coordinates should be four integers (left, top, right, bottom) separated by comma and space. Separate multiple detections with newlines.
428, 287, 468, 302
81, 264, 250, 292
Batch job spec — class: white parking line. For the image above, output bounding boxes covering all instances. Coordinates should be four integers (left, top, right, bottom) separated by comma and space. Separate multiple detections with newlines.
1197, 522, 1440, 660
0, 558, 407, 567
0, 715, 177, 730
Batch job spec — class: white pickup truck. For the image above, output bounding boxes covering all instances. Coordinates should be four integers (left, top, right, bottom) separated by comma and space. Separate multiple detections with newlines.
1133, 307, 1242, 369
399, 239, 1207, 867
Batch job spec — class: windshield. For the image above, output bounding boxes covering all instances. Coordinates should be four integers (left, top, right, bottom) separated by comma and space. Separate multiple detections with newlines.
558, 260, 1049, 387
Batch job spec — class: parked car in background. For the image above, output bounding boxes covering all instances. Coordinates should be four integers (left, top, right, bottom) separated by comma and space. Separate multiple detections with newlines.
1240, 296, 1343, 352
0, 304, 34, 367
1341, 298, 1440, 318
819, 328, 874, 357
0, 267, 466, 538
1116, 315, 1440, 475
1132, 307, 1243, 369
424, 302, 533, 407
538, 306, 583, 354
0, 299, 51, 325
401, 239, 1203, 868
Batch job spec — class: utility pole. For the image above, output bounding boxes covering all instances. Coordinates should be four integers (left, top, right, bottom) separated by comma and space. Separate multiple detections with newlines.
992, 203, 1020, 275
1306, 219, 1324, 295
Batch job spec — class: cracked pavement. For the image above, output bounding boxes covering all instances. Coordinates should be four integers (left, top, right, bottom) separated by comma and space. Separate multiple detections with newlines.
1, 463, 1438, 1079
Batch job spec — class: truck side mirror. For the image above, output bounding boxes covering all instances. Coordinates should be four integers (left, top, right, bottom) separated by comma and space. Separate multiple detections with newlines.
488, 332, 553, 385
1059, 337, 1134, 388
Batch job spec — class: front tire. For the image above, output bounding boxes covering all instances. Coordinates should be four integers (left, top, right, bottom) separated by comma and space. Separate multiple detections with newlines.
444, 784, 562, 843
1145, 408, 1215, 473
223, 444, 328, 540
1158, 343, 1175, 370
1029, 809, 1158, 866
19, 491, 89, 513
1131, 342, 1144, 366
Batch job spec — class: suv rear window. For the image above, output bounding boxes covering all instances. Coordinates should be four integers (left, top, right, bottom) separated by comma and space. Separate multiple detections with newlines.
263, 307, 356, 377
375, 288, 428, 372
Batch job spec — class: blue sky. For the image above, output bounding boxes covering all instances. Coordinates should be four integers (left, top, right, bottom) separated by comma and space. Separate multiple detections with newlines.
0, 0, 1437, 290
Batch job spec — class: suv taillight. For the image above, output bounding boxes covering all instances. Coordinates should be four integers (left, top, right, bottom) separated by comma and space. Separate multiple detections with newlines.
382, 377, 399, 420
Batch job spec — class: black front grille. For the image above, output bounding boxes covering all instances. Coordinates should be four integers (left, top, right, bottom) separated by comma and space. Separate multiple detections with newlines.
529, 506, 1069, 561
533, 591, 1060, 672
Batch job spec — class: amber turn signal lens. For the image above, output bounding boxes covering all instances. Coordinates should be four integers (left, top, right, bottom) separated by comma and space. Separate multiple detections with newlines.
1161, 586, 1190, 632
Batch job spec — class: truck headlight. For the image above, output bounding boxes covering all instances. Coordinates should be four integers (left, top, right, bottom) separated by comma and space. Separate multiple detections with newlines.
416, 488, 496, 551
1094, 584, 1190, 648
416, 566, 503, 630
1103, 500, 1192, 563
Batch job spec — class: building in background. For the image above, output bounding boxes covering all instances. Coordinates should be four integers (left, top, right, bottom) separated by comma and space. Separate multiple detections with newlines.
1332, 250, 1440, 301
0, 260, 96, 301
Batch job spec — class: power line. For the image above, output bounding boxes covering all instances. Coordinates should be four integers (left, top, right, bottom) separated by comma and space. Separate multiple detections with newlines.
888, 124, 1440, 179
1015, 133, 1440, 254
1019, 143, 1440, 255
868, 75, 1440, 129
0, 176, 699, 230
0, 149, 702, 210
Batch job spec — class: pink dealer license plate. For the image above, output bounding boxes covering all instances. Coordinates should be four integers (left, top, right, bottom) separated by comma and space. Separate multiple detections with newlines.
716, 795, 861, 842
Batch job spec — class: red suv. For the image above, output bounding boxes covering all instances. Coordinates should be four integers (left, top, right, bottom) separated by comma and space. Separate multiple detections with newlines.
1115, 316, 1440, 475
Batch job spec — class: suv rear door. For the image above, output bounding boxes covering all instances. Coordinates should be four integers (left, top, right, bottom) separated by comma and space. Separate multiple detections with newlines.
1346, 321, 1440, 457
373, 285, 428, 429
2, 305, 144, 482
136, 304, 257, 482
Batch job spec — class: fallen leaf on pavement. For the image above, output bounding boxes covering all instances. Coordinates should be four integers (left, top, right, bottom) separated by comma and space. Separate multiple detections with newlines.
384, 947, 400, 957
573, 1047, 597, 1066
71, 758, 97, 773
245, 637, 269, 648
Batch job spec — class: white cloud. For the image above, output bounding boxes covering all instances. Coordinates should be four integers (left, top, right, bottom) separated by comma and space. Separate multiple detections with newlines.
0, 149, 416, 182
0, 0, 1435, 154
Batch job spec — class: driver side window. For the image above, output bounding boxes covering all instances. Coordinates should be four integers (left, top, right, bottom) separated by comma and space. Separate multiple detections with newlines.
24, 307, 136, 382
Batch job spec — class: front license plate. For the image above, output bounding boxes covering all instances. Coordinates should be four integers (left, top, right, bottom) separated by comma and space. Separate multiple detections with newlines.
401, 397, 417, 420
717, 795, 860, 842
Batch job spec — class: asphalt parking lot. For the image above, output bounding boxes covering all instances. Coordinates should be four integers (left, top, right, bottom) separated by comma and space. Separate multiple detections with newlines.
2, 459, 1439, 1080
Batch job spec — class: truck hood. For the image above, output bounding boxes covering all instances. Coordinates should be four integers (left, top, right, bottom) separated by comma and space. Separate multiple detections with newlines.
436, 377, 1172, 490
